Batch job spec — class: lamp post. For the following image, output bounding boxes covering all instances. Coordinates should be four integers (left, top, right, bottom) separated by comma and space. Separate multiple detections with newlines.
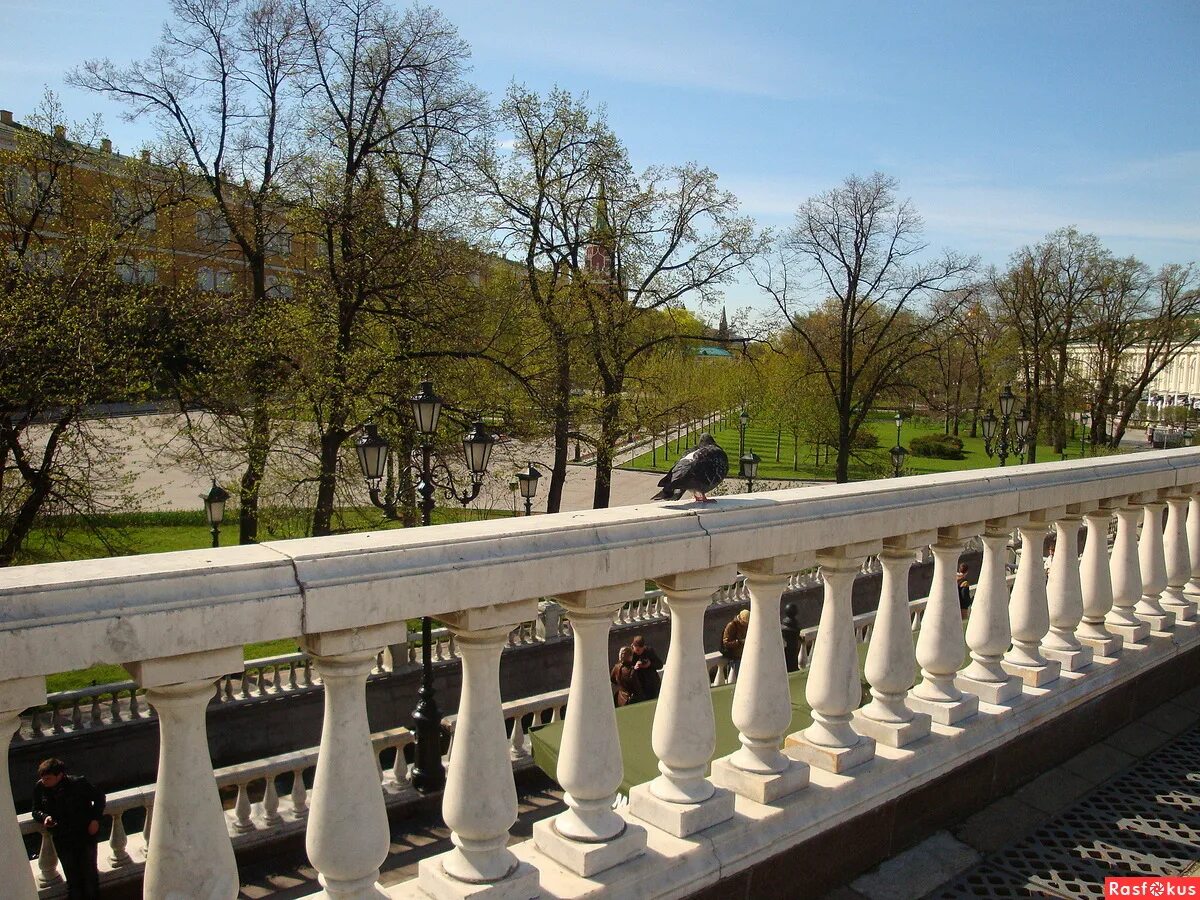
739, 451, 760, 492
353, 379, 497, 795
738, 407, 749, 461
981, 383, 1029, 467
1080, 412, 1090, 458
894, 410, 903, 448
516, 463, 541, 516
508, 479, 519, 515
890, 444, 907, 478
201, 481, 229, 549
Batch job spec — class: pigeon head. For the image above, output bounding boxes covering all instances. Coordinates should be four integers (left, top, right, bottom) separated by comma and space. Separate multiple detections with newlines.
698, 433, 717, 446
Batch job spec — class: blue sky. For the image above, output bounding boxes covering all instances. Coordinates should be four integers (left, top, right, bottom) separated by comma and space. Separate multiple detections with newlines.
2, 0, 1197, 311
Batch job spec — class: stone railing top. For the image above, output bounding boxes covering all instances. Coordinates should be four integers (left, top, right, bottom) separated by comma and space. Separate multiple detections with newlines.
1, 449, 1197, 683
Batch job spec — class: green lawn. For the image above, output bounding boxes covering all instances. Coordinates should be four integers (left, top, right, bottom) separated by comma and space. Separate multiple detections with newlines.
624, 413, 1112, 482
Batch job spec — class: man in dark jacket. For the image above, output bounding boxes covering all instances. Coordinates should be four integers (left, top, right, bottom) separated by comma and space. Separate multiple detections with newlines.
630, 635, 663, 700
32, 758, 105, 899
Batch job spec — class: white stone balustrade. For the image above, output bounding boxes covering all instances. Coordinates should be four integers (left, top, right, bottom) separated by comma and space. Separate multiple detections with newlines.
4, 452, 1200, 900
712, 555, 812, 801
1003, 519, 1062, 686
1161, 492, 1196, 622
1137, 498, 1176, 632
1078, 506, 1122, 658
958, 523, 1023, 703
1109, 502, 1153, 642
629, 566, 737, 837
908, 528, 980, 725
1187, 493, 1200, 598
787, 544, 879, 773
534, 584, 647, 877
1042, 510, 1094, 672
855, 537, 933, 746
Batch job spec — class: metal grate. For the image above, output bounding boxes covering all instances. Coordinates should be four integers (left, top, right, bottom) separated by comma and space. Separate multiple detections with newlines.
930, 722, 1200, 898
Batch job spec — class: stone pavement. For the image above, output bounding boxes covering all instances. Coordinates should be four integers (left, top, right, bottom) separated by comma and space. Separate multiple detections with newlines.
837, 683, 1200, 900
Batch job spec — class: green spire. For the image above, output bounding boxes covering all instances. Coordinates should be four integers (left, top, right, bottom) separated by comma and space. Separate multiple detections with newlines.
592, 180, 613, 246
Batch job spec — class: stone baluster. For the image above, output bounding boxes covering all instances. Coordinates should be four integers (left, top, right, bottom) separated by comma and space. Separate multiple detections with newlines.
302, 623, 403, 900
1041, 510, 1094, 671
629, 566, 737, 837
1003, 519, 1062, 687
37, 831, 61, 888
786, 544, 880, 773
1108, 502, 1152, 642
291, 768, 309, 818
129, 649, 241, 900
712, 556, 811, 800
534, 584, 647, 877
908, 528, 980, 724
1161, 492, 1197, 622
109, 810, 132, 867
1077, 506, 1123, 658
233, 782, 254, 832
1, 679, 43, 899
262, 774, 283, 827
1136, 498, 1176, 632
420, 600, 539, 898
1187, 493, 1200, 599
855, 536, 933, 746
958, 523, 1023, 704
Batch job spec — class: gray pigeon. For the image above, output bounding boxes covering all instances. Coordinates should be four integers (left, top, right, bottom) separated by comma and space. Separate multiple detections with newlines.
652, 434, 729, 502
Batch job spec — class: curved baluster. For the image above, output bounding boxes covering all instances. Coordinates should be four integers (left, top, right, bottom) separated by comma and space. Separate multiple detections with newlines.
109, 810, 132, 868
1003, 522, 1061, 686
263, 774, 283, 827
958, 527, 1022, 704
1042, 513, 1094, 672
1077, 508, 1122, 657
1187, 494, 1200, 598
290, 768, 308, 819
233, 781, 254, 832
1161, 495, 1196, 621
36, 831, 62, 888
857, 546, 931, 745
787, 552, 876, 773
1109, 504, 1152, 642
1136, 500, 1175, 631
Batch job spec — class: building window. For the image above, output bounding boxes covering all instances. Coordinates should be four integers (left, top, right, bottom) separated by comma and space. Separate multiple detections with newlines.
266, 273, 293, 299
196, 208, 231, 244
114, 189, 157, 233
117, 259, 156, 285
266, 229, 291, 256
196, 267, 231, 292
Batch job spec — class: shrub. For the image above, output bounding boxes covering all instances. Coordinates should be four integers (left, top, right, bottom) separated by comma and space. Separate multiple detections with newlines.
850, 429, 879, 449
909, 433, 965, 459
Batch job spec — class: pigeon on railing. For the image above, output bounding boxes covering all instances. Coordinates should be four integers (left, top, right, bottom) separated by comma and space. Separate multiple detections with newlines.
652, 433, 729, 502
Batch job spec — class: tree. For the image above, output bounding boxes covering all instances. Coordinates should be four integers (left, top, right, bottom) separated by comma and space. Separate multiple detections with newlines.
73, 0, 308, 543
756, 172, 972, 482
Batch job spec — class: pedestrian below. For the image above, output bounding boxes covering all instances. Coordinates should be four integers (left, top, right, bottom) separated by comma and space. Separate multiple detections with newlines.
630, 635, 663, 700
781, 603, 801, 673
957, 563, 973, 620
610, 646, 642, 707
32, 757, 105, 900
722, 609, 750, 671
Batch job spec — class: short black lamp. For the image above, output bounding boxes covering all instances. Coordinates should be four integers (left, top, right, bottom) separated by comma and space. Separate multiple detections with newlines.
740, 451, 760, 492
516, 463, 542, 516
201, 481, 230, 549
890, 444, 907, 478
982, 383, 1029, 467
355, 422, 389, 489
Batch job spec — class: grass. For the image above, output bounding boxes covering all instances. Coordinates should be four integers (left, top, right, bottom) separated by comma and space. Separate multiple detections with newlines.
623, 412, 1114, 481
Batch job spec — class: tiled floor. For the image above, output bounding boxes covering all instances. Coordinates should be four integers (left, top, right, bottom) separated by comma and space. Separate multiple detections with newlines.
845, 684, 1200, 900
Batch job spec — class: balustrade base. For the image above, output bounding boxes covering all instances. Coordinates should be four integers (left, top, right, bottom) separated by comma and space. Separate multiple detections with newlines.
1078, 634, 1123, 658
710, 754, 810, 803
530, 817, 646, 878
851, 709, 931, 748
1136, 610, 1176, 632
905, 692, 979, 726
1002, 658, 1062, 687
955, 673, 1023, 706
1161, 594, 1197, 620
415, 857, 539, 900
1041, 645, 1094, 672
1107, 620, 1151, 643
627, 782, 734, 838
784, 733, 876, 774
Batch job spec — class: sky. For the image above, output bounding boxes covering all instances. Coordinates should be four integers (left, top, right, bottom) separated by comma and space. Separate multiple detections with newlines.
2, 0, 1198, 313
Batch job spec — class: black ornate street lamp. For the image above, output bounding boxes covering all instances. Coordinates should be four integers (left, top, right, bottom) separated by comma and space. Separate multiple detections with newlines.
354, 379, 496, 795
890, 444, 907, 478
1080, 412, 1090, 458
516, 463, 541, 516
981, 384, 1030, 466
738, 407, 749, 461
740, 451, 760, 492
201, 481, 230, 549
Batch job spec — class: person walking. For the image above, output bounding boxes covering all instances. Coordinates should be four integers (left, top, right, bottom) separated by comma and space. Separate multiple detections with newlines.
957, 563, 973, 620
32, 758, 105, 899
722, 609, 750, 672
630, 635, 663, 700
610, 646, 642, 707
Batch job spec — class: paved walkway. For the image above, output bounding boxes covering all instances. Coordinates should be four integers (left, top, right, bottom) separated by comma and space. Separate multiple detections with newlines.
838, 684, 1200, 900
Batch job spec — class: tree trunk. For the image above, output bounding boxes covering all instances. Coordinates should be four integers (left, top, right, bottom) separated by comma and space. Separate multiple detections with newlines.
239, 402, 271, 544
545, 352, 572, 514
